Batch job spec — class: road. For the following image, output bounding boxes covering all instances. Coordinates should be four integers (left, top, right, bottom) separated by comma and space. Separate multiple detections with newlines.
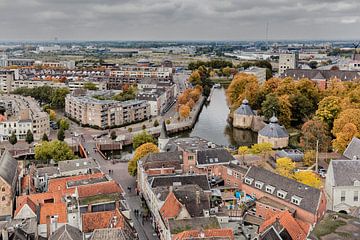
81, 138, 159, 240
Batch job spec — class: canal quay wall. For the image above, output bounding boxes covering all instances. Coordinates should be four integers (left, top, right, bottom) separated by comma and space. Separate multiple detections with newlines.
121, 96, 206, 146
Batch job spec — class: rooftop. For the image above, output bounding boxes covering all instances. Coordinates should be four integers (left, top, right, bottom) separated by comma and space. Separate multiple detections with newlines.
329, 160, 360, 186
150, 174, 210, 191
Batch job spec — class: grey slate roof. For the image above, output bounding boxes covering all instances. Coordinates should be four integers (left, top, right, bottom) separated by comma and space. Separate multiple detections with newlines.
281, 69, 360, 82
196, 149, 234, 165
330, 160, 360, 186
244, 166, 321, 214
89, 228, 136, 240
37, 166, 59, 177
150, 174, 210, 191
258, 116, 289, 138
0, 149, 18, 187
58, 158, 98, 173
167, 137, 219, 153
235, 99, 255, 116
172, 184, 210, 218
343, 137, 360, 160
141, 151, 183, 170
50, 224, 82, 240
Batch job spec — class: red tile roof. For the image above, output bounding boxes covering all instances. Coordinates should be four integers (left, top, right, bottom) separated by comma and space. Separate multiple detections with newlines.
259, 211, 310, 240
15, 197, 37, 216
81, 209, 125, 233
160, 191, 182, 220
173, 228, 234, 240
47, 173, 104, 193
39, 203, 67, 224
16, 192, 62, 209
77, 180, 123, 198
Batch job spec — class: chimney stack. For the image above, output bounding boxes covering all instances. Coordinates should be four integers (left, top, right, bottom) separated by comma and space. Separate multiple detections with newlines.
46, 216, 51, 239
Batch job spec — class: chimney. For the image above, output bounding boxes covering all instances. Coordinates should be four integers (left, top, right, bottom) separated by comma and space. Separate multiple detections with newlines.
46, 216, 51, 239
195, 191, 200, 205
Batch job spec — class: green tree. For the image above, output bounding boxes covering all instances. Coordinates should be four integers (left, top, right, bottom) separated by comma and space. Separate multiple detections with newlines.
25, 130, 34, 144
308, 61, 318, 69
51, 88, 70, 108
35, 140, 75, 163
128, 143, 159, 176
110, 130, 117, 140
57, 128, 65, 141
261, 94, 291, 127
153, 119, 159, 127
9, 131, 17, 146
42, 133, 49, 142
132, 131, 156, 149
57, 118, 70, 130
83, 82, 98, 90
276, 157, 295, 178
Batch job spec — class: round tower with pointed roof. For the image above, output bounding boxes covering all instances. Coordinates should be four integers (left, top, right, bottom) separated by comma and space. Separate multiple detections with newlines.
258, 115, 289, 149
233, 99, 255, 129
158, 121, 169, 152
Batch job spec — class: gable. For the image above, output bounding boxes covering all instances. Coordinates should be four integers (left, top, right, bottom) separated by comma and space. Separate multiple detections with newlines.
14, 204, 37, 220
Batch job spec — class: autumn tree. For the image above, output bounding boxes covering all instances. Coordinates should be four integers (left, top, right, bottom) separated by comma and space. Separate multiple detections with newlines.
300, 119, 331, 152
238, 146, 249, 161
186, 98, 195, 109
189, 89, 201, 102
276, 157, 296, 178
315, 96, 342, 129
303, 150, 316, 167
188, 70, 202, 85
332, 108, 360, 136
261, 94, 292, 127
251, 142, 273, 163
133, 131, 156, 149
57, 118, 70, 130
332, 123, 359, 153
48, 109, 57, 121
325, 79, 346, 97
294, 171, 322, 189
226, 73, 260, 110
128, 143, 159, 176
179, 105, 191, 119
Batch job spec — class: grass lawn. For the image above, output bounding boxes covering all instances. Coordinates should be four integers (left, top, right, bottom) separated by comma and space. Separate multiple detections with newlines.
313, 216, 347, 238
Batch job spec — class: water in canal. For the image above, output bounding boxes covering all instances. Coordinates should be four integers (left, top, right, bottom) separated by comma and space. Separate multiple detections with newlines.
178, 87, 257, 148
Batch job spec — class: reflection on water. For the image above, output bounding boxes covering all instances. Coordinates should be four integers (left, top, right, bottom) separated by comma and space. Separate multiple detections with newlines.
177, 88, 257, 148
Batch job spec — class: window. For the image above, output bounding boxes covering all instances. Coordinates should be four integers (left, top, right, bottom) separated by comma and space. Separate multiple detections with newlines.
354, 191, 359, 202
1, 187, 5, 192
188, 156, 194, 161
255, 181, 264, 189
2, 196, 5, 201
341, 191, 346, 202
265, 185, 275, 194
277, 190, 287, 199
291, 196, 302, 205
244, 177, 253, 185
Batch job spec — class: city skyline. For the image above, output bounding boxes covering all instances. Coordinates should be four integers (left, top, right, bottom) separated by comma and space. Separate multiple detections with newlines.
0, 0, 359, 41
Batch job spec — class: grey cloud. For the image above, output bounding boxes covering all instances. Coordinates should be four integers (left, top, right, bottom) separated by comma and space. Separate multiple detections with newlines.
0, 0, 359, 40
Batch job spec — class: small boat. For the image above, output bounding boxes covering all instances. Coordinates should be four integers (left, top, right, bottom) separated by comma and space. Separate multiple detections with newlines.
213, 83, 221, 88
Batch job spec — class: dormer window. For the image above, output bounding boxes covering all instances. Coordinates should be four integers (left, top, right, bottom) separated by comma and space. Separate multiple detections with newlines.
255, 181, 264, 189
354, 180, 360, 187
277, 190, 287, 199
265, 185, 275, 194
244, 177, 253, 185
291, 196, 302, 205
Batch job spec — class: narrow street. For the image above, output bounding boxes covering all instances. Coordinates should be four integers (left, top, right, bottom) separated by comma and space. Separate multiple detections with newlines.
81, 139, 159, 240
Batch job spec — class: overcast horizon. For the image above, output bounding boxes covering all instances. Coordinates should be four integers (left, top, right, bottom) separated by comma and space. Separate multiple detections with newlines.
0, 0, 359, 41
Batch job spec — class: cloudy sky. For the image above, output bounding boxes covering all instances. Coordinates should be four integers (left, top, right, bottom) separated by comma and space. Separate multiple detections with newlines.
0, 0, 359, 41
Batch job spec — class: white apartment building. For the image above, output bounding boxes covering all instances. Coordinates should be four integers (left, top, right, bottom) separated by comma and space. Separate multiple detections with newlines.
279, 52, 299, 74
0, 71, 14, 93
110, 66, 173, 79
0, 95, 50, 141
67, 81, 107, 91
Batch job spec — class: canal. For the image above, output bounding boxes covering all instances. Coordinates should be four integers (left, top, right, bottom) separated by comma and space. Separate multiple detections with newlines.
179, 87, 257, 148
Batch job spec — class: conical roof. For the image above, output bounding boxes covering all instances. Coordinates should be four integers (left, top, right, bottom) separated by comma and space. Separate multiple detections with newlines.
259, 115, 289, 138
234, 99, 255, 116
159, 121, 168, 139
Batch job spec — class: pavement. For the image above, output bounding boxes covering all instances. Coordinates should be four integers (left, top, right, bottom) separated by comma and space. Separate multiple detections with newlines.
81, 139, 159, 240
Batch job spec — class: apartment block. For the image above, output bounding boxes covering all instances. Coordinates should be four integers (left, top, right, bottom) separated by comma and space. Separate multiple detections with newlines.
65, 90, 150, 129
279, 52, 299, 74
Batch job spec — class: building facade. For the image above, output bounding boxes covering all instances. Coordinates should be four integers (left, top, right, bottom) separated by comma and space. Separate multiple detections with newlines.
279, 52, 299, 74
